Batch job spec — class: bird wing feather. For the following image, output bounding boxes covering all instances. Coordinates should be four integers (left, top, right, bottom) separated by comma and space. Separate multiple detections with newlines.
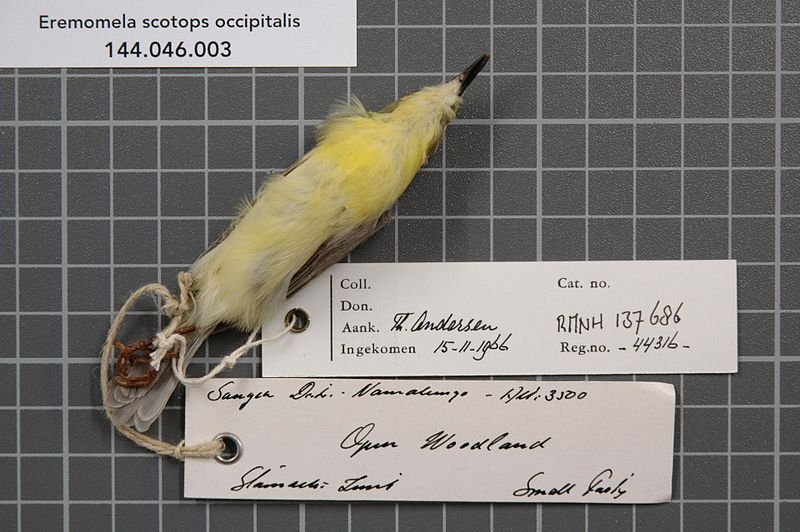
288, 209, 392, 297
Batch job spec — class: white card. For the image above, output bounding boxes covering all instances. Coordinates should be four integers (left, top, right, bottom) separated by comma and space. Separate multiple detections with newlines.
184, 378, 676, 503
0, 0, 355, 68
263, 260, 737, 377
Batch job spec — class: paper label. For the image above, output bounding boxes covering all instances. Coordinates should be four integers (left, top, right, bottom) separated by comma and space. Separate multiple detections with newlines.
263, 260, 737, 377
0, 0, 356, 68
184, 378, 675, 503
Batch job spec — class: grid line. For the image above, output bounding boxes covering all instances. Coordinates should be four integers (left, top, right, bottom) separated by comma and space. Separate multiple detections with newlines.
727, 4, 733, 527
774, 2, 783, 530
108, 65, 117, 532
59, 68, 69, 532
14, 64, 21, 532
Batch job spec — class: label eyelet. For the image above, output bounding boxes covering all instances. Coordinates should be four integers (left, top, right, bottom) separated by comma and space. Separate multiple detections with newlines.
285, 308, 310, 333
214, 433, 243, 464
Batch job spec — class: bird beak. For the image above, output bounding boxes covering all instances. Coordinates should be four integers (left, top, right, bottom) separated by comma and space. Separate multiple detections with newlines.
457, 53, 490, 96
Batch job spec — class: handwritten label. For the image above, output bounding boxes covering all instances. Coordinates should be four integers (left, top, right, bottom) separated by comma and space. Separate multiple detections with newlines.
184, 378, 675, 502
0, 0, 355, 67
262, 260, 737, 377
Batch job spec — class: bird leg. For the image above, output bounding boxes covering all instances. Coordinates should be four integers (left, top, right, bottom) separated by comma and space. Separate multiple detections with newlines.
112, 326, 196, 388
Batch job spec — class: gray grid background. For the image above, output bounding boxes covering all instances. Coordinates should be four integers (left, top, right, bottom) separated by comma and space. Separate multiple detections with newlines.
0, 0, 799, 530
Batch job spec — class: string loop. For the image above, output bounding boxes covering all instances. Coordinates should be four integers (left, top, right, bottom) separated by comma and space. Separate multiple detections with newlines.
170, 323, 294, 386
100, 272, 292, 460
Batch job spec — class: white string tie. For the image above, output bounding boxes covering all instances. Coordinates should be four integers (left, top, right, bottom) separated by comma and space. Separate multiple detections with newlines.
171, 322, 295, 386
149, 331, 187, 370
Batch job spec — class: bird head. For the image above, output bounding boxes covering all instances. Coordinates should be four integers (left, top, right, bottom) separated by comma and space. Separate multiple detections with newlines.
386, 53, 490, 157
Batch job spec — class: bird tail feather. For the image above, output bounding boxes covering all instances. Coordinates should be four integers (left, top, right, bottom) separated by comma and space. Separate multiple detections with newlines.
106, 327, 213, 433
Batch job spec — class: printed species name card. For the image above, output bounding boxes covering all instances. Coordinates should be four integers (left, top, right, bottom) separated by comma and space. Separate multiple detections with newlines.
0, 0, 356, 67
263, 260, 737, 376
184, 378, 676, 502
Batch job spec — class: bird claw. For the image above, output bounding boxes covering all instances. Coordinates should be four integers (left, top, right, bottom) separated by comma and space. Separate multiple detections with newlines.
112, 326, 195, 388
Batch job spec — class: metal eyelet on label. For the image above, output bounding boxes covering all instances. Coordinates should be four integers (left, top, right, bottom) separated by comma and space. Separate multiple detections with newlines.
284, 308, 310, 333
214, 433, 243, 464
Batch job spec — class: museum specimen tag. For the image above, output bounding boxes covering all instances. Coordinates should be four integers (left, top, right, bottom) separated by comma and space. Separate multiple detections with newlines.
0, 0, 356, 67
262, 260, 738, 377
184, 378, 675, 503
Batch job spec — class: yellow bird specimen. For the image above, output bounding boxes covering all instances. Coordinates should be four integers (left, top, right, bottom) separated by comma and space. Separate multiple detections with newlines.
108, 54, 490, 431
